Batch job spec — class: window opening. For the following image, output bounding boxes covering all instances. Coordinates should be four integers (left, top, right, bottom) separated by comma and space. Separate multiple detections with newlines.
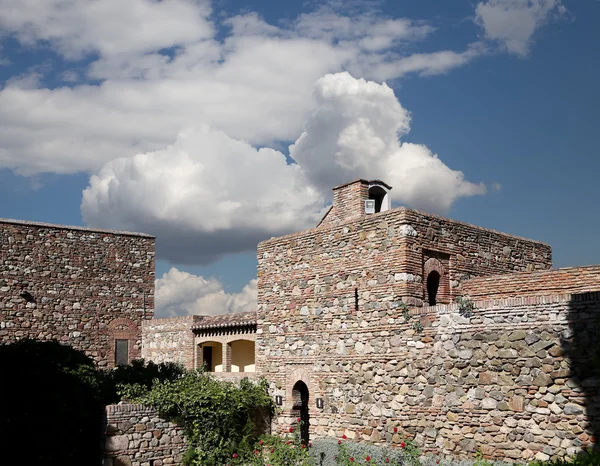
115, 339, 129, 366
368, 186, 387, 213
427, 271, 440, 306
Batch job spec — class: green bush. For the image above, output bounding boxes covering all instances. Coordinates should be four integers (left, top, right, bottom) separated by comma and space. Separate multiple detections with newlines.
132, 370, 274, 465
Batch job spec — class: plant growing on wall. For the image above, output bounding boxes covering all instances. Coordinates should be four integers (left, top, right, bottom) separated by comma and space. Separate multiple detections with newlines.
131, 371, 274, 465
456, 296, 476, 318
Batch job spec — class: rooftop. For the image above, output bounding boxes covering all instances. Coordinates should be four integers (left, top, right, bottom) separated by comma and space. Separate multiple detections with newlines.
192, 311, 257, 330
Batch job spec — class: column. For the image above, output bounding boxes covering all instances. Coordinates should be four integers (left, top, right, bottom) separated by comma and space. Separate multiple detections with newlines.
222, 341, 231, 372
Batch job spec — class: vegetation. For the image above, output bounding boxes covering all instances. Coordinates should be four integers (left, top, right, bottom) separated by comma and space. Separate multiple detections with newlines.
127, 370, 274, 465
456, 295, 476, 318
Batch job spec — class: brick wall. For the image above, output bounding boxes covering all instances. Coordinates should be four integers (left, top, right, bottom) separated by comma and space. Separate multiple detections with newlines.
462, 265, 600, 300
0, 219, 155, 367
142, 316, 201, 369
104, 404, 187, 466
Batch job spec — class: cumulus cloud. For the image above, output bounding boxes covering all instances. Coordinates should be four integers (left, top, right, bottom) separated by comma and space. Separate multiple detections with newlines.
155, 268, 257, 318
290, 72, 486, 212
82, 72, 485, 264
81, 125, 326, 263
475, 0, 566, 56
0, 4, 481, 176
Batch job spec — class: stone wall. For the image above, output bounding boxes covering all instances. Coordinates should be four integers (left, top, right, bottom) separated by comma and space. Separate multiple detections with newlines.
0, 219, 155, 367
142, 316, 201, 368
254, 207, 596, 463
261, 285, 600, 463
104, 404, 187, 466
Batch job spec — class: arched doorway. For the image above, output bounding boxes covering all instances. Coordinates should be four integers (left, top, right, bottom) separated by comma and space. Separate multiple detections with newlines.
427, 271, 440, 305
292, 381, 309, 445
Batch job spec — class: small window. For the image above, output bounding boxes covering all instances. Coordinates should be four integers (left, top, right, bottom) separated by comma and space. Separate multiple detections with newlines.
115, 339, 129, 366
368, 186, 389, 213
427, 271, 440, 306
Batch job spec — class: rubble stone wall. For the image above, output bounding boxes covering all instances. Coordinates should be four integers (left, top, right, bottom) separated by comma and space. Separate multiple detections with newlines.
142, 316, 201, 369
104, 403, 187, 466
255, 209, 596, 463
261, 289, 600, 463
0, 219, 155, 367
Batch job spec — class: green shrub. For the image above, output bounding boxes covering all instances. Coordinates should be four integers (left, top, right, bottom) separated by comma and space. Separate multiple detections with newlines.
133, 371, 273, 465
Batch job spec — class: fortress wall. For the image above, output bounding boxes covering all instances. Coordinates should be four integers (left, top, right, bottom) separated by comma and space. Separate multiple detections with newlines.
0, 219, 155, 367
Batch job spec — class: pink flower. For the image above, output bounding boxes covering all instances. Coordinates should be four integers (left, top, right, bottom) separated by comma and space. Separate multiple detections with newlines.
302, 444, 306, 449
338, 440, 342, 445
308, 442, 312, 447
385, 459, 389, 464
232, 453, 238, 458
350, 458, 354, 462
343, 435, 347, 439
297, 417, 302, 422
394, 427, 398, 433
258, 440, 263, 446
289, 427, 294, 433
366, 456, 371, 461
401, 442, 406, 449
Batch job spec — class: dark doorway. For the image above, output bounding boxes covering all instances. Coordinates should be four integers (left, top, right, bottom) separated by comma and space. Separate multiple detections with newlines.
292, 381, 309, 445
427, 271, 440, 305
203, 346, 213, 371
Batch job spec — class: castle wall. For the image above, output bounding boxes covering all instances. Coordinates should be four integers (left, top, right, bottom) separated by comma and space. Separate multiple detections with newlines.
104, 403, 187, 466
260, 286, 600, 462
255, 209, 579, 462
462, 265, 600, 299
141, 315, 201, 368
0, 219, 154, 367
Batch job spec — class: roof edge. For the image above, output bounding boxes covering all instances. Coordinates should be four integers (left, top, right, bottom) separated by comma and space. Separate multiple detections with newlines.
0, 218, 154, 238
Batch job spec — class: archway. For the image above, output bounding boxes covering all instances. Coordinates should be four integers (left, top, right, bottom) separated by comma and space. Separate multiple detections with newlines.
427, 271, 440, 305
292, 381, 309, 445
198, 342, 223, 372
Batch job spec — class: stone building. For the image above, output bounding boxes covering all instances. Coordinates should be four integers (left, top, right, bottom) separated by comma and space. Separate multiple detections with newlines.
0, 218, 155, 367
254, 179, 600, 462
141, 312, 257, 376
4, 178, 600, 463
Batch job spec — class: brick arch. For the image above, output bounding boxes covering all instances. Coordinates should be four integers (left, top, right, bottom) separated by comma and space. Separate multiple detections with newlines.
423, 257, 450, 305
107, 317, 140, 367
286, 367, 312, 408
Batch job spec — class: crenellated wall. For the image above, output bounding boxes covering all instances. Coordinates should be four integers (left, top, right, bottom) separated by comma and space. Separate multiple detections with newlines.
0, 219, 155, 367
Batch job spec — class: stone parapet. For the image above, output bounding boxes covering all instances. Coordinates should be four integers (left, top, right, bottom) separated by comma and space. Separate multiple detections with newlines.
104, 403, 187, 466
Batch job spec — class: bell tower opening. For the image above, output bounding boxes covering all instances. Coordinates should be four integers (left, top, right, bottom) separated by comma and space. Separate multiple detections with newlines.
368, 185, 388, 213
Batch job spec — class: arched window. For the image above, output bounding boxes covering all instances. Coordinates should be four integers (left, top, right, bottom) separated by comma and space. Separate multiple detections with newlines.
367, 185, 391, 213
427, 271, 440, 306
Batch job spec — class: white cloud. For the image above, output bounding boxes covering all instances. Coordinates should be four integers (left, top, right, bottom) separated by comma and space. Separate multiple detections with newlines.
155, 267, 257, 317
81, 72, 485, 264
81, 125, 326, 263
0, 0, 214, 59
290, 72, 486, 213
475, 0, 566, 56
0, 4, 481, 176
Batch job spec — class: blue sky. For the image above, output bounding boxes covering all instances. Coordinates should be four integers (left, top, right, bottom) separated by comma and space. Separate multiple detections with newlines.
0, 0, 598, 317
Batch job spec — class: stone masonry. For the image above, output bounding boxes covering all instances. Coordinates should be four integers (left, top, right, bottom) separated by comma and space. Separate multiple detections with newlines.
255, 179, 600, 463
0, 218, 155, 367
104, 403, 187, 466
